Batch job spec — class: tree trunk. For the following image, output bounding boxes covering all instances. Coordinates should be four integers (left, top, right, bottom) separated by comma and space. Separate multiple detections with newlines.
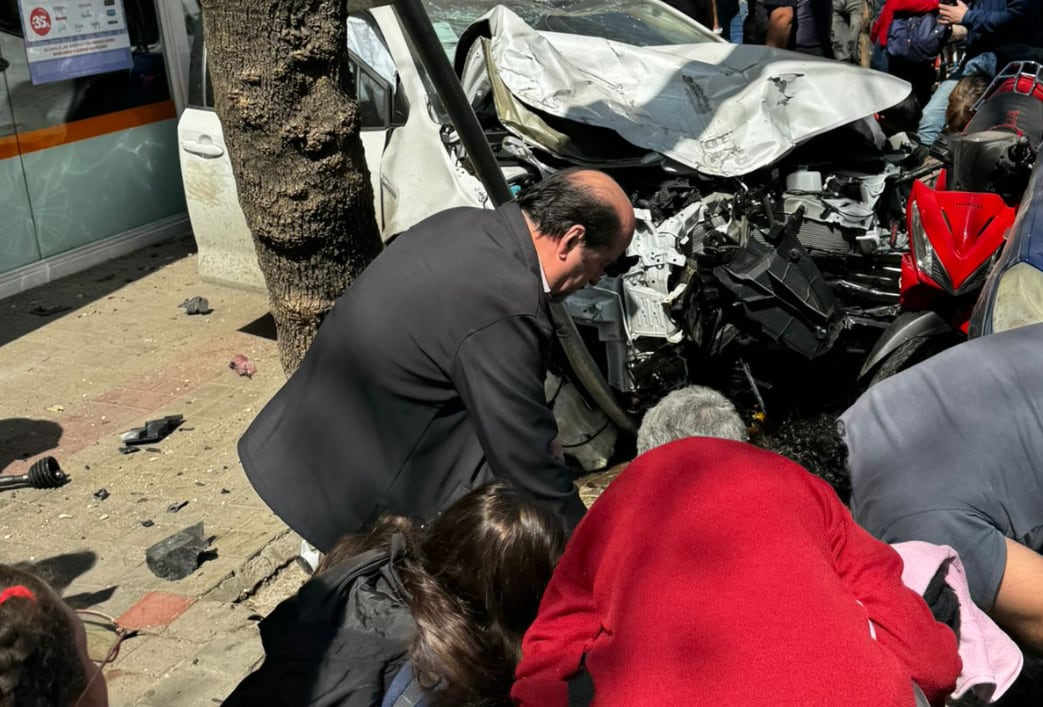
200, 0, 383, 374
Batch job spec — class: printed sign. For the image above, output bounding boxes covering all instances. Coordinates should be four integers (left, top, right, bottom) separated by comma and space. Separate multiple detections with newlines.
17, 0, 133, 85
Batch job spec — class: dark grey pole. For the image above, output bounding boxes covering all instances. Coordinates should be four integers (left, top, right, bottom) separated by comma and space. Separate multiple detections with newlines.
392, 0, 513, 205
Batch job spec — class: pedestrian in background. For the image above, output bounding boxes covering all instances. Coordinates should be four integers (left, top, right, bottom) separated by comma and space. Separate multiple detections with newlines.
917, 0, 1042, 145
764, 0, 836, 57
833, 0, 875, 64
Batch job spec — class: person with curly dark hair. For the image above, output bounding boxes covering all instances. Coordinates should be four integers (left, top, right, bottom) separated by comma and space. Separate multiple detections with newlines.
223, 482, 565, 707
0, 565, 107, 707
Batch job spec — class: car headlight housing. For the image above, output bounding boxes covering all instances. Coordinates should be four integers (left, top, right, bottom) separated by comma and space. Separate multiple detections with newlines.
990, 262, 1043, 334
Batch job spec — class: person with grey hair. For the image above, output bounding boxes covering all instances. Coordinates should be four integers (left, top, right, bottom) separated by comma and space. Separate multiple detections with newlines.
635, 385, 747, 455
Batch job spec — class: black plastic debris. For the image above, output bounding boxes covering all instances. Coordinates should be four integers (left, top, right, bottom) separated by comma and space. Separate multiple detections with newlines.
118, 446, 140, 455
179, 296, 212, 315
167, 500, 189, 513
140, 519, 154, 528
0, 457, 69, 492
28, 304, 71, 317
145, 447, 162, 453
93, 488, 110, 501
121, 415, 183, 445
220, 488, 230, 495
145, 522, 211, 580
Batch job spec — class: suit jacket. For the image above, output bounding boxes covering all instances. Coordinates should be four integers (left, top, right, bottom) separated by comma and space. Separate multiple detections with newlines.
238, 203, 585, 551
513, 439, 961, 707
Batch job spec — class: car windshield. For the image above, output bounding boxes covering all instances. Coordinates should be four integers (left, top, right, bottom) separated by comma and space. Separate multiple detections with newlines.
421, 0, 717, 60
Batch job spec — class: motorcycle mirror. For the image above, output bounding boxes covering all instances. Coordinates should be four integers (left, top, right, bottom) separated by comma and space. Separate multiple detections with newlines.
929, 134, 953, 163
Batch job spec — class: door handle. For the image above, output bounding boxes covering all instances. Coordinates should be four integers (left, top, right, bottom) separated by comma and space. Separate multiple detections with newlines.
182, 137, 225, 158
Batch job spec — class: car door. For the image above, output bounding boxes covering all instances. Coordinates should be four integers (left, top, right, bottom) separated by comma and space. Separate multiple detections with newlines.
177, 11, 399, 289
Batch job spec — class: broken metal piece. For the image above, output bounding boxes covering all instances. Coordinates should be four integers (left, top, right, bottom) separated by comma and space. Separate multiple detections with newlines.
0, 457, 69, 492
93, 488, 110, 501
167, 500, 189, 513
145, 522, 211, 580
179, 296, 212, 315
140, 519, 155, 528
28, 304, 71, 317
118, 446, 140, 455
120, 415, 184, 445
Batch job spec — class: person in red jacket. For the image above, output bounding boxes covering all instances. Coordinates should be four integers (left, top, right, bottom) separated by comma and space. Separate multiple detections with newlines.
512, 438, 962, 706
870, 0, 943, 109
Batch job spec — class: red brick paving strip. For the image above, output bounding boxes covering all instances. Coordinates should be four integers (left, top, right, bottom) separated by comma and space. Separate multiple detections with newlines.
118, 591, 195, 630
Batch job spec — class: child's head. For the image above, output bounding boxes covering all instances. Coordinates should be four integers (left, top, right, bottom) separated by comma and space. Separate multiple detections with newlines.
418, 482, 566, 640
0, 565, 106, 707
945, 74, 991, 134
317, 483, 566, 705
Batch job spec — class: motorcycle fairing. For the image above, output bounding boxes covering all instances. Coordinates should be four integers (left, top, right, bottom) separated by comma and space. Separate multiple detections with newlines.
906, 180, 1016, 295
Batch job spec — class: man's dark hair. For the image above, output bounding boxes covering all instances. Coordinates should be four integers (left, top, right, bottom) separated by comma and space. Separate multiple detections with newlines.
516, 168, 623, 250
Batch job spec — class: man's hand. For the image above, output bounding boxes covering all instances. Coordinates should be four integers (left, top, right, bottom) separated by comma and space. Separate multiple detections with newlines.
938, 0, 968, 25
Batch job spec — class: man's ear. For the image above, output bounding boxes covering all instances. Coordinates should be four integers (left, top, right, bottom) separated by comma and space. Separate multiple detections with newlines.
557, 224, 586, 260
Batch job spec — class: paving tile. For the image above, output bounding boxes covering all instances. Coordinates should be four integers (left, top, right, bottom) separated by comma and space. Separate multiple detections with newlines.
118, 591, 195, 631
93, 388, 182, 412
163, 599, 258, 645
188, 627, 264, 680
133, 664, 229, 706
113, 634, 201, 678
102, 668, 162, 707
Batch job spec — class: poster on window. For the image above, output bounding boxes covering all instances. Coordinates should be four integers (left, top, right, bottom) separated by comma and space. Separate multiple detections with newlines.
17, 0, 133, 85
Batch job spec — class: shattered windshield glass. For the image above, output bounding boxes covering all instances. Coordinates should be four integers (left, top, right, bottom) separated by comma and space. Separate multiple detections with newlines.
421, 0, 717, 60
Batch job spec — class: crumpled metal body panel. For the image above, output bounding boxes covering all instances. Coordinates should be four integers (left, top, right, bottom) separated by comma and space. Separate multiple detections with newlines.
476, 6, 911, 177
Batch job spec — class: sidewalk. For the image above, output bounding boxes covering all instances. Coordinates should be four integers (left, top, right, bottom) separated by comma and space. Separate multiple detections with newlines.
0, 234, 304, 705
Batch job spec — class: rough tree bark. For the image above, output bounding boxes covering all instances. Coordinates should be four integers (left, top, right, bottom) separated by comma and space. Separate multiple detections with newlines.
199, 0, 383, 374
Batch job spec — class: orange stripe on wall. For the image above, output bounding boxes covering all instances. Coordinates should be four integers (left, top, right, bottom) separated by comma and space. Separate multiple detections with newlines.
0, 100, 176, 161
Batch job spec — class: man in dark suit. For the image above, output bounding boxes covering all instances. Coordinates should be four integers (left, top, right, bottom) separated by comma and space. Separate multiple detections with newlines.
238, 169, 636, 552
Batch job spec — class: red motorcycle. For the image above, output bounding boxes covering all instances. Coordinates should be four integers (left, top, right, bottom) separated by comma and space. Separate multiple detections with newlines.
860, 61, 1042, 382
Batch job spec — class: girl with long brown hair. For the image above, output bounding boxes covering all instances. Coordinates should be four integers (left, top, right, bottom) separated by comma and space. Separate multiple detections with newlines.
224, 482, 565, 707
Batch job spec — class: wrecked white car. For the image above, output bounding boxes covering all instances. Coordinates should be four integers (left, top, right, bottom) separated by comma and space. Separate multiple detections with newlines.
180, 0, 920, 466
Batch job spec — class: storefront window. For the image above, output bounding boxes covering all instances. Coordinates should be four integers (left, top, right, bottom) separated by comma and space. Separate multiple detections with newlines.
0, 0, 171, 135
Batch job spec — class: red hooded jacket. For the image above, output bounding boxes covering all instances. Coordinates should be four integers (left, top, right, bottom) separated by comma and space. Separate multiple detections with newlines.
872, 0, 940, 47
512, 439, 961, 707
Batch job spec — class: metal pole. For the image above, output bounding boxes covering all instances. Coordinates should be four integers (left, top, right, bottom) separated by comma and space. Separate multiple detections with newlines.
392, 0, 512, 205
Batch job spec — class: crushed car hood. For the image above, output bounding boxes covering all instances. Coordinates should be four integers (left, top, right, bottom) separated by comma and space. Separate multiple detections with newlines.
473, 6, 912, 177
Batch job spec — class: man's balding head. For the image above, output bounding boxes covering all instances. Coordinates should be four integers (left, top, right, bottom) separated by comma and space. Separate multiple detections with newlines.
517, 168, 635, 250
518, 169, 636, 301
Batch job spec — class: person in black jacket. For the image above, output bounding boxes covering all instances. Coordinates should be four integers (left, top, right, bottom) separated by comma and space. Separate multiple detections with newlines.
238, 169, 635, 552
223, 482, 566, 707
